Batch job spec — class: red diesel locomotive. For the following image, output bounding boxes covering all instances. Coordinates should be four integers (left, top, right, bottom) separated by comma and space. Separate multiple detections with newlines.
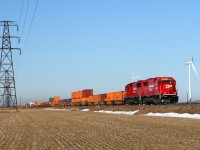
124, 77, 178, 104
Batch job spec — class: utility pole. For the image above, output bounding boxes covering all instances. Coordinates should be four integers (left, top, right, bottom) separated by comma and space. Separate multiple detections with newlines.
0, 21, 21, 110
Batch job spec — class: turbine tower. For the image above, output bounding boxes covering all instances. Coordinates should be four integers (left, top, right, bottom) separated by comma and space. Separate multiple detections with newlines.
185, 58, 200, 103
0, 21, 21, 109
130, 70, 139, 82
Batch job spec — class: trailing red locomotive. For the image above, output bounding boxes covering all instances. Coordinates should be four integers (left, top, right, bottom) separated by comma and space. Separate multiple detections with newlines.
124, 77, 178, 104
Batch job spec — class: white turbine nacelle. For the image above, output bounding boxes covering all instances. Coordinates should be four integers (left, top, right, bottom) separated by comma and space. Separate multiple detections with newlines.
185, 61, 192, 65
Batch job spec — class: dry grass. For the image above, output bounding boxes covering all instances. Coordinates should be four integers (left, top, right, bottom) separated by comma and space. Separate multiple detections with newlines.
0, 108, 199, 149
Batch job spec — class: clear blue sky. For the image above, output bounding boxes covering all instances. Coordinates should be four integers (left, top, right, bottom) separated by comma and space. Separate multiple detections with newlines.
1, 0, 200, 103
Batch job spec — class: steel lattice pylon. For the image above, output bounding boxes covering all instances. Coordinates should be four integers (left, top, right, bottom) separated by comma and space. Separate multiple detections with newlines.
0, 21, 21, 109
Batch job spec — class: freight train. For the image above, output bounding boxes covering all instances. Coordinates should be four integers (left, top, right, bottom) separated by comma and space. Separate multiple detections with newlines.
34, 76, 178, 107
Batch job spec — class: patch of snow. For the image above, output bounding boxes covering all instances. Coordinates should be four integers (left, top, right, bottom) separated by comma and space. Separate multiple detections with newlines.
44, 108, 70, 111
80, 108, 90, 112
146, 112, 200, 119
94, 110, 139, 115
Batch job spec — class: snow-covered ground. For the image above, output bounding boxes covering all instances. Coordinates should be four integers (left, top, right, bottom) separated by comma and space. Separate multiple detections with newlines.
80, 108, 90, 111
44, 108, 70, 111
44, 108, 200, 119
146, 112, 200, 119
94, 110, 139, 115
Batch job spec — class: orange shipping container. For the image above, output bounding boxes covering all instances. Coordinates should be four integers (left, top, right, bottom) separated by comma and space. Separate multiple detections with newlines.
92, 95, 99, 101
35, 100, 40, 106
86, 97, 90, 102
31, 104, 35, 107
72, 98, 81, 103
81, 97, 88, 102
72, 93, 75, 99
72, 89, 93, 99
80, 97, 90, 103
54, 96, 60, 102
88, 95, 95, 103
80, 89, 93, 98
72, 98, 75, 103
42, 102, 50, 107
87, 94, 104, 105
72, 98, 76, 103
75, 92, 80, 98
88, 94, 106, 102
99, 94, 107, 101
72, 91, 80, 99
105, 91, 124, 101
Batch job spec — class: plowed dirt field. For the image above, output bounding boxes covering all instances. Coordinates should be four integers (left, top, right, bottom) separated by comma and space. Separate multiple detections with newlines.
0, 108, 200, 150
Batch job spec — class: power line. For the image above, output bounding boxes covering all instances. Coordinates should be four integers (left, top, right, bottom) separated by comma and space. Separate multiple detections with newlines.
23, 0, 39, 51
15, 0, 39, 99
19, 0, 25, 28
14, 0, 25, 97
13, 0, 39, 103
20, 0, 30, 38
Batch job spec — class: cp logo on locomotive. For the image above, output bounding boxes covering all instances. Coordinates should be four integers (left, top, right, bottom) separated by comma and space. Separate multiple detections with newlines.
166, 85, 172, 88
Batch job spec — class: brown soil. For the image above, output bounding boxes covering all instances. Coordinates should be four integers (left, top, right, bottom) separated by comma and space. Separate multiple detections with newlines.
0, 108, 199, 149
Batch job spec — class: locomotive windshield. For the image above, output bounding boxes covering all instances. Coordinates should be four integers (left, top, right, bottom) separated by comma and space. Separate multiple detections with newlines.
162, 80, 171, 84
143, 82, 148, 86
137, 83, 141, 87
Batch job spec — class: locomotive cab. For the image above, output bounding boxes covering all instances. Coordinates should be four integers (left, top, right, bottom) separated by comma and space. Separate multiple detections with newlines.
157, 77, 178, 104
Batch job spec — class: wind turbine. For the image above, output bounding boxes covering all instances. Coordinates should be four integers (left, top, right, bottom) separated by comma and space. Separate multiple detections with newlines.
185, 58, 200, 103
130, 70, 139, 82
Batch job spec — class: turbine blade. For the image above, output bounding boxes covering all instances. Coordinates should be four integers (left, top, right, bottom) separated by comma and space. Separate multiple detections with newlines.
134, 75, 139, 79
191, 63, 200, 80
131, 71, 134, 76
129, 68, 133, 75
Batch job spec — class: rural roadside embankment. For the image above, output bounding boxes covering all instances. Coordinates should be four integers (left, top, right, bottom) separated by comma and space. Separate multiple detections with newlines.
60, 104, 200, 115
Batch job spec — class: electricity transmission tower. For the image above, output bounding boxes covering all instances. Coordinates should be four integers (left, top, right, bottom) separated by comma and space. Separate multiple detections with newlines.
0, 21, 21, 109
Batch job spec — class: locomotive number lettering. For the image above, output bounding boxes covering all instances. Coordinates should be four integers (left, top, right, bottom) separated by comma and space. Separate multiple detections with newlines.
149, 85, 154, 88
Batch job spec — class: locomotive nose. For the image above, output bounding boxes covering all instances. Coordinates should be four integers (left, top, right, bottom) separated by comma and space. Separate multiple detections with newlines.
164, 84, 174, 94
